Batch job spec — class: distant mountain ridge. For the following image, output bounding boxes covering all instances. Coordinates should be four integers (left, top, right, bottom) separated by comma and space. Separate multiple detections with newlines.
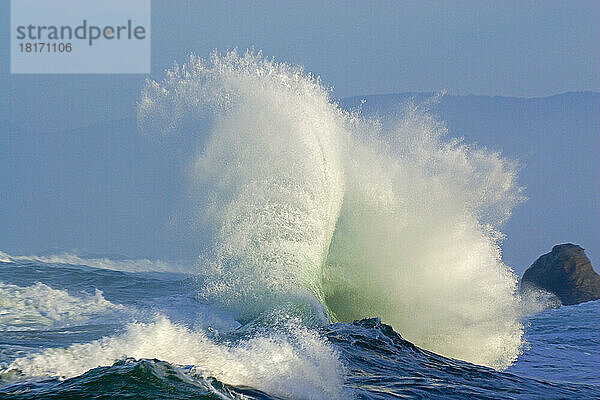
340, 90, 599, 106
1, 92, 598, 273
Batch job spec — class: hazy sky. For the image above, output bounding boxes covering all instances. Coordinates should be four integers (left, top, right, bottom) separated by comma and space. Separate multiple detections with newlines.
149, 0, 600, 98
1, 1, 598, 269
1, 0, 599, 130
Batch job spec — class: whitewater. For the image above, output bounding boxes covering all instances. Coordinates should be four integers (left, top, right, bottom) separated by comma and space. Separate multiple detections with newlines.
1, 51, 598, 399
138, 50, 524, 367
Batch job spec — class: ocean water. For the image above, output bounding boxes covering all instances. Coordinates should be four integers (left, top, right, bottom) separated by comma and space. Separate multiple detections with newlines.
1, 51, 598, 398
0, 258, 598, 399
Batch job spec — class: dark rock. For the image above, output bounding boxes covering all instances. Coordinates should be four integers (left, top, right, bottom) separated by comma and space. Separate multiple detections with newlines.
520, 244, 600, 306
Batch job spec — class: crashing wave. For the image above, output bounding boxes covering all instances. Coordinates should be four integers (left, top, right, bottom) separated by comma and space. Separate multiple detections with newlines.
136, 50, 526, 369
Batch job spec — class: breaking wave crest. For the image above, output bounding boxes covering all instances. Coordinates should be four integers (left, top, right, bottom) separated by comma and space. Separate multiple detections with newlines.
0, 282, 126, 331
136, 50, 526, 369
2, 315, 346, 399
0, 251, 189, 274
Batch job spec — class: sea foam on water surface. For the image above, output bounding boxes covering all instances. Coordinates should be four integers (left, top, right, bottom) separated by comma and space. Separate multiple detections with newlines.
0, 282, 126, 331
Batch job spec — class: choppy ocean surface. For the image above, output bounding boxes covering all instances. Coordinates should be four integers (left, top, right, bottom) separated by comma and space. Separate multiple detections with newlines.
0, 258, 598, 399
2, 52, 599, 399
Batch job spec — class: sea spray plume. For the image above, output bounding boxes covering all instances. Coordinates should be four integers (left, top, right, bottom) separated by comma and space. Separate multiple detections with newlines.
138, 50, 347, 323
323, 101, 526, 369
138, 51, 526, 369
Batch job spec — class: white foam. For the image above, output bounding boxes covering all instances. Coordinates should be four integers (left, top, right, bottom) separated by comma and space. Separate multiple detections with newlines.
0, 251, 190, 274
0, 282, 126, 331
0, 251, 12, 263
2, 315, 346, 399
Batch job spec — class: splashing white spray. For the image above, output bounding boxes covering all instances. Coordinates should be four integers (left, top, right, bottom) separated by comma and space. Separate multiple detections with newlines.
138, 50, 525, 369
2, 315, 345, 399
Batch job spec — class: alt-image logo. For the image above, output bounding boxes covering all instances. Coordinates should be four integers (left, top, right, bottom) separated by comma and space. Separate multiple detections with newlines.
11, 0, 151, 74
15, 19, 147, 46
